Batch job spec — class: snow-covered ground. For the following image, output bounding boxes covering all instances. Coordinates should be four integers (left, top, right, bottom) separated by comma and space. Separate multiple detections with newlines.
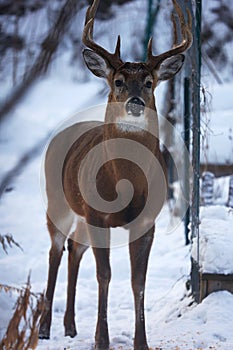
1, 59, 233, 349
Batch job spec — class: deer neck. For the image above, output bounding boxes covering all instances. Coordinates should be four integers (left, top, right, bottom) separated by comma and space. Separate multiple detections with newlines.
103, 99, 160, 151
102, 100, 160, 189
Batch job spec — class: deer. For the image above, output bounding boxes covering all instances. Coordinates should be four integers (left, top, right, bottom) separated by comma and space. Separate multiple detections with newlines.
39, 0, 192, 349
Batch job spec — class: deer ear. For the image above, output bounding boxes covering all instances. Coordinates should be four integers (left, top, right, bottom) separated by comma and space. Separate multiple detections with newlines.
83, 49, 111, 78
157, 54, 185, 81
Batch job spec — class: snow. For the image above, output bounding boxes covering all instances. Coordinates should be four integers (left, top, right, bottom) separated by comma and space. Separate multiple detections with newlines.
1, 4, 233, 347
0, 75, 102, 181
192, 176, 233, 275
1, 70, 233, 349
1, 154, 233, 349
192, 205, 233, 274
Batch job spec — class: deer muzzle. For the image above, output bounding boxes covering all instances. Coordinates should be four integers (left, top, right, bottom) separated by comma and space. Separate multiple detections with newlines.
125, 97, 145, 117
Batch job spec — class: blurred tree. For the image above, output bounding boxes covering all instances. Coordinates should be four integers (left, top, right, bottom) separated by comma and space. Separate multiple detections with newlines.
142, 0, 161, 61
201, 1, 233, 80
0, 0, 82, 123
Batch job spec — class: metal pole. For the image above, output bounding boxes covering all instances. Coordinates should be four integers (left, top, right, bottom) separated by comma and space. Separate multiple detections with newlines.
184, 77, 190, 245
189, 0, 202, 303
191, 0, 202, 264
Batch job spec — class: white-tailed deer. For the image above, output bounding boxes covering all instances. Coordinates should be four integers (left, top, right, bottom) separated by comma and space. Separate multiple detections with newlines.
39, 1, 192, 349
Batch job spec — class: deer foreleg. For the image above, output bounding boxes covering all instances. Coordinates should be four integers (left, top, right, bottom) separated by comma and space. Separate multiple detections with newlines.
64, 222, 89, 337
92, 246, 111, 350
39, 217, 66, 339
129, 226, 154, 350
86, 211, 111, 350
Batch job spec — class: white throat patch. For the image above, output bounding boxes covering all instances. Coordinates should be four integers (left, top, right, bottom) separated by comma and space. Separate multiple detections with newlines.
115, 114, 148, 133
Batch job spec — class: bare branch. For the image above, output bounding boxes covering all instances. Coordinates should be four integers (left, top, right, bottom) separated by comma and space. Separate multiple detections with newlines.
0, 132, 51, 199
0, 0, 80, 124
0, 233, 23, 254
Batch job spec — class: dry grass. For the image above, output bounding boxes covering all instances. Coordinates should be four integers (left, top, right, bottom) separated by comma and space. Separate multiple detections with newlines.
0, 275, 44, 350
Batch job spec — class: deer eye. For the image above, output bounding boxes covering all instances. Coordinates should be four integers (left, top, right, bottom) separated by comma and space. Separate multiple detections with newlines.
145, 81, 152, 89
115, 79, 124, 87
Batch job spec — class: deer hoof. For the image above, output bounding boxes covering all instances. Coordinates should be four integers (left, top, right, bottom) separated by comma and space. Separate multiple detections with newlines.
134, 346, 149, 350
38, 325, 50, 340
95, 342, 109, 350
65, 324, 77, 338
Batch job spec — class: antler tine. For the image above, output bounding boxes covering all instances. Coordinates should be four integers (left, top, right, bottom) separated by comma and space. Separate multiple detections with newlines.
115, 35, 121, 56
85, 0, 99, 24
171, 12, 178, 47
187, 7, 192, 31
82, 0, 123, 69
173, 0, 186, 40
146, 0, 193, 69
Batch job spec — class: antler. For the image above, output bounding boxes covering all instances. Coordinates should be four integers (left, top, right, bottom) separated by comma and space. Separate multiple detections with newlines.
82, 0, 123, 69
146, 0, 193, 69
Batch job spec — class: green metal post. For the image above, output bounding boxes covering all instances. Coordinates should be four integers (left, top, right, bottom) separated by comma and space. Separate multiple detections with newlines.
190, 0, 202, 302
191, 0, 202, 258
184, 77, 190, 245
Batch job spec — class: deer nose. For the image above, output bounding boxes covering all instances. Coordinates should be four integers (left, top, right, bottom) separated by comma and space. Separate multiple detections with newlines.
126, 97, 145, 117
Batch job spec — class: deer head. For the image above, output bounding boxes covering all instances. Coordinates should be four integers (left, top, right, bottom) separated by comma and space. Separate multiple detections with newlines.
82, 0, 192, 124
